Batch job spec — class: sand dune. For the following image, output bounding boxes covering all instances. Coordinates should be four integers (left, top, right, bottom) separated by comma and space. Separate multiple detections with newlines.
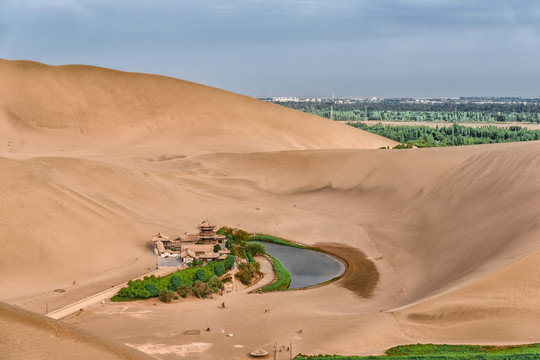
0, 59, 539, 359
0, 302, 156, 360
0, 59, 396, 157
196, 142, 540, 306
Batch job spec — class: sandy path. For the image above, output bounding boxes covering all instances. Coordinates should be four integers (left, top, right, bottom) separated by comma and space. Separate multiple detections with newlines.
50, 255, 273, 320
47, 267, 179, 320
244, 255, 275, 293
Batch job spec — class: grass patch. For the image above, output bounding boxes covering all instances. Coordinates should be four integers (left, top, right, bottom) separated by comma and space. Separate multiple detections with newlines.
295, 343, 540, 360
110, 296, 142, 302
258, 254, 291, 292
248, 234, 294, 292
249, 234, 306, 249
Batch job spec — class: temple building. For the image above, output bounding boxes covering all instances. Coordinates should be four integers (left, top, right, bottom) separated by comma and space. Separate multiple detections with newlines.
151, 220, 229, 264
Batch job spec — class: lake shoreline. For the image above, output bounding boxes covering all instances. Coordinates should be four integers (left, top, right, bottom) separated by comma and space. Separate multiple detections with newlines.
248, 235, 377, 296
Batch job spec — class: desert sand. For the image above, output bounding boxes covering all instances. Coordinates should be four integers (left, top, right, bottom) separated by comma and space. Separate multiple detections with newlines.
0, 59, 539, 359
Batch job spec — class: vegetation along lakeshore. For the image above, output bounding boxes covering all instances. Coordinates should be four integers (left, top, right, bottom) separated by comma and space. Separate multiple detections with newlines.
115, 229, 348, 301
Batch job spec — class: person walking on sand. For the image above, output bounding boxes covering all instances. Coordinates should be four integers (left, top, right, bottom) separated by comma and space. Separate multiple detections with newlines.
222, 302, 225, 308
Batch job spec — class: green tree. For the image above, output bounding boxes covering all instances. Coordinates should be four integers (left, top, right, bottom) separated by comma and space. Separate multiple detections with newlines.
144, 283, 159, 297
234, 229, 250, 244
213, 244, 222, 252
225, 255, 236, 270
246, 242, 266, 256
169, 275, 182, 291
214, 263, 225, 276
195, 268, 206, 282
190, 259, 200, 267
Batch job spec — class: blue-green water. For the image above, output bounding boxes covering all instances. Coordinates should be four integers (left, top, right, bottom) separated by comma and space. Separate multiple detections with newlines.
255, 242, 345, 289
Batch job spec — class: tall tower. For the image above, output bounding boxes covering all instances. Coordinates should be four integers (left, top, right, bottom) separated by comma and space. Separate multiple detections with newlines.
330, 93, 335, 120
198, 219, 217, 243
365, 105, 368, 121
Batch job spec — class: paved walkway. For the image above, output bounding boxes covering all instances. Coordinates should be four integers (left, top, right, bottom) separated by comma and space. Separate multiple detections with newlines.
46, 267, 178, 320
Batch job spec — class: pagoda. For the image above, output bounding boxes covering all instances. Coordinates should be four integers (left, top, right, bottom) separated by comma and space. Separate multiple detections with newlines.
151, 219, 229, 262
197, 219, 225, 243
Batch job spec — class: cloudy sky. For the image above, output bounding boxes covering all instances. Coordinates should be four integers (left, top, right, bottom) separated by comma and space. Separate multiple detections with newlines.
1, 0, 539, 97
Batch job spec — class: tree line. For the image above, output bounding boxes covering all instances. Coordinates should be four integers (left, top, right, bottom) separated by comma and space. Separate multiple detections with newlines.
348, 122, 540, 147
274, 102, 540, 123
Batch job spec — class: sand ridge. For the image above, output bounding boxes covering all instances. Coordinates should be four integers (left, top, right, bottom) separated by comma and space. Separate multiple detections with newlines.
0, 302, 157, 360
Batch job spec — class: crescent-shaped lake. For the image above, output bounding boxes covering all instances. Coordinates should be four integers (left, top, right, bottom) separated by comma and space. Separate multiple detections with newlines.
254, 241, 346, 289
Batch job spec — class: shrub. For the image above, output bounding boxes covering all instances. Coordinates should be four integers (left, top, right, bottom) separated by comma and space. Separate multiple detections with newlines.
217, 226, 234, 241
207, 275, 224, 292
393, 143, 413, 149
235, 262, 260, 285
235, 229, 250, 244
246, 251, 255, 264
177, 284, 191, 298
236, 247, 247, 259
117, 288, 131, 298
159, 289, 174, 303
217, 227, 249, 244
192, 280, 209, 298
213, 244, 222, 252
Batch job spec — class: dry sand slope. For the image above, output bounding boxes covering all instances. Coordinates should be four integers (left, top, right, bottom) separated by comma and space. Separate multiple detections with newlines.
0, 302, 157, 360
0, 59, 539, 359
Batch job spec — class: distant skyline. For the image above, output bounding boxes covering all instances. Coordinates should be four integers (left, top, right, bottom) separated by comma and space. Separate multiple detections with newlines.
2, 0, 540, 97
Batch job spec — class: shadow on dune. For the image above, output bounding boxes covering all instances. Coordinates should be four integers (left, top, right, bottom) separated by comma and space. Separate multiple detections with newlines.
317, 242, 379, 298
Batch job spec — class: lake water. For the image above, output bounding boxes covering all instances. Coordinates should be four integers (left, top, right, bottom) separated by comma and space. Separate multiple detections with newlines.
255, 242, 345, 289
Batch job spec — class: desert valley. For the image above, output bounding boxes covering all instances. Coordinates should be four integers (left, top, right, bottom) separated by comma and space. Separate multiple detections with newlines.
0, 59, 539, 360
